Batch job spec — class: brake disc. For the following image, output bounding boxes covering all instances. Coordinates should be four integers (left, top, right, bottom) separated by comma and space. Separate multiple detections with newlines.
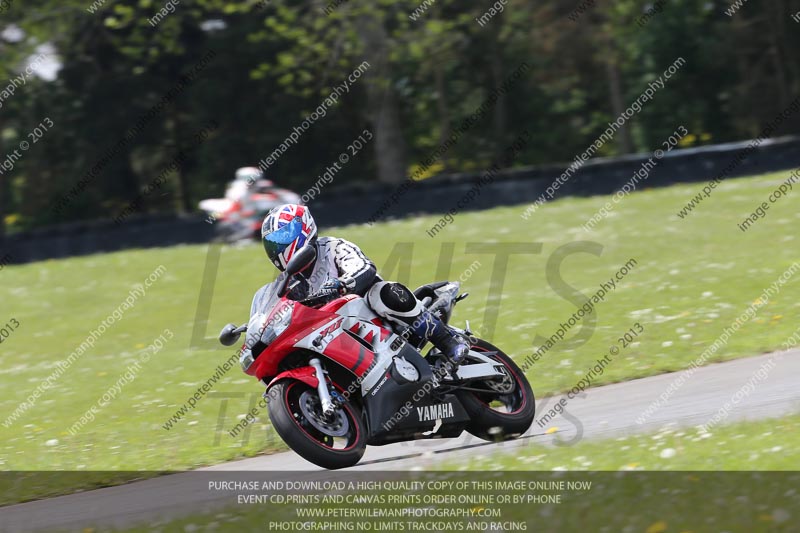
298, 390, 350, 437
483, 364, 516, 394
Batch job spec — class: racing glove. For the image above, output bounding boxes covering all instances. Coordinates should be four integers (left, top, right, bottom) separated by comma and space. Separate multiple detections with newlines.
319, 278, 345, 295
303, 278, 345, 307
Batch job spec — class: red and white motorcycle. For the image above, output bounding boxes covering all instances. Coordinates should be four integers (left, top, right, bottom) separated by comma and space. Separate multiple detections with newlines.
219, 246, 535, 469
199, 176, 301, 242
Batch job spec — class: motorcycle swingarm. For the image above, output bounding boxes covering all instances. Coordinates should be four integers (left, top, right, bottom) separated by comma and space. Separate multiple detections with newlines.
450, 351, 507, 381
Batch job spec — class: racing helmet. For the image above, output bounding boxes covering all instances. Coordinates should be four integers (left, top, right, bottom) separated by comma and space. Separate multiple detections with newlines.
235, 166, 263, 185
261, 204, 318, 271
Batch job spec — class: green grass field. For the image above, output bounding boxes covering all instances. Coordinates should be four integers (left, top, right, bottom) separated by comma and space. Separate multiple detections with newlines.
1, 169, 799, 500
441, 413, 800, 471
104, 414, 800, 533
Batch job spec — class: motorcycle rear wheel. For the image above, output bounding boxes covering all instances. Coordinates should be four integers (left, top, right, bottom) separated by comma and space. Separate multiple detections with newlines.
455, 339, 536, 441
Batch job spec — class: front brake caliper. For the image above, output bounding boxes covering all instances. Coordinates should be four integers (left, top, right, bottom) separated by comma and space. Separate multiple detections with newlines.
330, 389, 346, 407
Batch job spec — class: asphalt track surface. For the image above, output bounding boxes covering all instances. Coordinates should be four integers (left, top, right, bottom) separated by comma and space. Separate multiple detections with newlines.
2, 350, 798, 532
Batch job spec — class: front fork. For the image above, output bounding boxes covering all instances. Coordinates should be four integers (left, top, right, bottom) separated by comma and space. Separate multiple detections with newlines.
309, 358, 336, 415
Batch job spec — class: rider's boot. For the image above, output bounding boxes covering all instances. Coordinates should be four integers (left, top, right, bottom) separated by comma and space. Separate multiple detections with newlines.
408, 310, 469, 367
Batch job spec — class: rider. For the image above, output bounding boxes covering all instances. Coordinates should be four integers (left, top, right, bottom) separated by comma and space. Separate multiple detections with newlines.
256, 203, 469, 364
226, 167, 266, 202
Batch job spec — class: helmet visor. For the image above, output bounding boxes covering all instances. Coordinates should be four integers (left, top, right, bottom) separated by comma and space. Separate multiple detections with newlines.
263, 217, 303, 267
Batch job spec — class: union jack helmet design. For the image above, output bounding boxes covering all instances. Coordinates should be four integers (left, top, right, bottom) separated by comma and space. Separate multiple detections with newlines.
261, 204, 318, 270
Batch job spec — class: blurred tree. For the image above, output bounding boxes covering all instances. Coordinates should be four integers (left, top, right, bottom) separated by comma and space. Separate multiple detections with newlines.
0, 0, 798, 230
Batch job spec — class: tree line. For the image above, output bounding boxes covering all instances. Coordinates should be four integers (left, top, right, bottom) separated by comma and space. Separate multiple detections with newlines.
0, 0, 797, 234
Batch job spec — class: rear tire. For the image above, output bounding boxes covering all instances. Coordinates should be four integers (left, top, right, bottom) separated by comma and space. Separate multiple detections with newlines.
456, 339, 535, 441
268, 380, 366, 470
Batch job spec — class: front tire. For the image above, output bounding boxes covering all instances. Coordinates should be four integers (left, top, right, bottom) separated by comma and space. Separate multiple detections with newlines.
268, 380, 366, 469
456, 339, 535, 441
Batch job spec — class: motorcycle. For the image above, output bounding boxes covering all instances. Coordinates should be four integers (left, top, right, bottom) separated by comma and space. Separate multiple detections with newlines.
200, 180, 302, 243
219, 246, 535, 469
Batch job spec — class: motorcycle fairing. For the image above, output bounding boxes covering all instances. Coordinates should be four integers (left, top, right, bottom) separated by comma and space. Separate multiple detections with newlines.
358, 343, 470, 443
266, 366, 319, 390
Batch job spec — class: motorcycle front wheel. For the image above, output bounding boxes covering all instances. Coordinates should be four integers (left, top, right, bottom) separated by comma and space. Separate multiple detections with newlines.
268, 379, 367, 470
